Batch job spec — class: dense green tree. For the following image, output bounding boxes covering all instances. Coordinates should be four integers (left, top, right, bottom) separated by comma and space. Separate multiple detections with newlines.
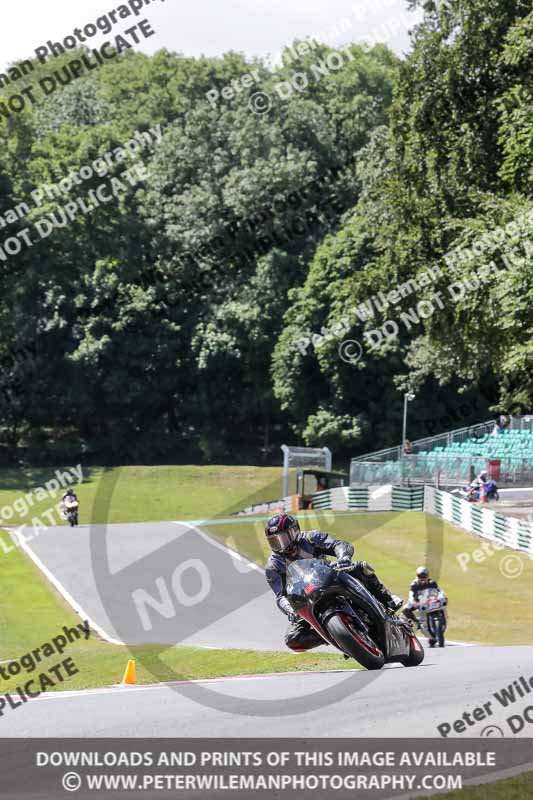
0, 5, 530, 464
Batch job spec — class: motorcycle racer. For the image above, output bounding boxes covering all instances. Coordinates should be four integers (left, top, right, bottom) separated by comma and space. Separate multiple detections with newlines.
60, 487, 79, 525
264, 513, 402, 651
401, 566, 444, 630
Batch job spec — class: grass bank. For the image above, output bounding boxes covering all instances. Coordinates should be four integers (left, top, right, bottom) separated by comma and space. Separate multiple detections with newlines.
0, 464, 284, 525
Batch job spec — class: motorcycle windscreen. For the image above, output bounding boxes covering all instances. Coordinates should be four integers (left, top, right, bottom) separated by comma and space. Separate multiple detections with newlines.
286, 559, 333, 603
417, 587, 444, 612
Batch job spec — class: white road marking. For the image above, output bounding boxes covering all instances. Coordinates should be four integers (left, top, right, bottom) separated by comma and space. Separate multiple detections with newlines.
173, 522, 263, 572
33, 668, 361, 701
7, 528, 124, 647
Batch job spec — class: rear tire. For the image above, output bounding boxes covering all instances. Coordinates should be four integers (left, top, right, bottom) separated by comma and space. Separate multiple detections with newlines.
326, 614, 384, 670
401, 634, 425, 666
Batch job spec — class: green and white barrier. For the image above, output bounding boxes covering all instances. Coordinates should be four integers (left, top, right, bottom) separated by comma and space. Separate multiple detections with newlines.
235, 495, 296, 516
424, 486, 533, 555
311, 485, 424, 511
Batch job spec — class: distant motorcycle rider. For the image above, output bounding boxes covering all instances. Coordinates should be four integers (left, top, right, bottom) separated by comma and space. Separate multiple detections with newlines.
60, 487, 79, 524
264, 513, 402, 651
401, 566, 443, 628
61, 487, 78, 506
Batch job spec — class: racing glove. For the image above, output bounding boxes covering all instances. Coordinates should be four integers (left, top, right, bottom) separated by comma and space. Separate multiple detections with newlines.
332, 557, 353, 571
387, 594, 404, 612
278, 595, 298, 623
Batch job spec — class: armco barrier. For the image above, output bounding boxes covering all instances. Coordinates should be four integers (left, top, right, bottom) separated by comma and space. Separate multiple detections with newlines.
234, 486, 426, 515
424, 485, 533, 555
310, 485, 424, 511
235, 495, 297, 516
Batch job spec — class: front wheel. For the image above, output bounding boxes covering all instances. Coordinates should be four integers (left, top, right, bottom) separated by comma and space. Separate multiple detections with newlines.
433, 613, 445, 647
325, 614, 385, 670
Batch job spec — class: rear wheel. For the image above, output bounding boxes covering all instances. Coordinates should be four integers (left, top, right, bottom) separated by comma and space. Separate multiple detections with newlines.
401, 634, 425, 666
325, 614, 384, 670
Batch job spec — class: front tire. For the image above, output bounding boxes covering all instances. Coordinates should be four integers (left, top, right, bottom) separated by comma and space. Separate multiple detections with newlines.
433, 613, 445, 647
326, 614, 385, 670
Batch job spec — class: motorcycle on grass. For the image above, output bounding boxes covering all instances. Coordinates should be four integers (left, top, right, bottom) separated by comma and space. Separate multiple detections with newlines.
286, 559, 424, 670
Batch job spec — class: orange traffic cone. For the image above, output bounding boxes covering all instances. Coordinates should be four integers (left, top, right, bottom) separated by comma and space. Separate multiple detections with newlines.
121, 659, 136, 685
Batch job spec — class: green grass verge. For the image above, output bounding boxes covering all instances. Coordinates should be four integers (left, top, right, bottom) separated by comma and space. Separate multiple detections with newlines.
0, 528, 354, 695
204, 510, 533, 646
432, 771, 533, 799
0, 464, 285, 525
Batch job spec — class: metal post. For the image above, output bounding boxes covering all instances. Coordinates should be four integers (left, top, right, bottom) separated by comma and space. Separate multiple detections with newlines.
402, 395, 408, 454
281, 445, 289, 497
322, 447, 332, 472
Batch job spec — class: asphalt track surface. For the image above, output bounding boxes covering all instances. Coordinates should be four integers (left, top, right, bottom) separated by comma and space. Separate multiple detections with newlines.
5, 645, 533, 737
11, 521, 290, 649
10, 520, 472, 650
4, 519, 529, 739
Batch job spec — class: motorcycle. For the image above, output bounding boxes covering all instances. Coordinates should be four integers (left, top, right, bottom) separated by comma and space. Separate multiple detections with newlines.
63, 499, 79, 527
416, 587, 448, 648
461, 479, 499, 502
286, 558, 424, 670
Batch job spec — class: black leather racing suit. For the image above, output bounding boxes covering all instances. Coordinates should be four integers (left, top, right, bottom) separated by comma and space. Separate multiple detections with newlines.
265, 530, 396, 651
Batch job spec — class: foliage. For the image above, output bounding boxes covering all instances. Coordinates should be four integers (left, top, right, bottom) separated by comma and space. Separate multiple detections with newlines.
0, 3, 531, 463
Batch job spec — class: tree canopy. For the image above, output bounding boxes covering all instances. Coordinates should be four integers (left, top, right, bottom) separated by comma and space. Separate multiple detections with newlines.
0, 1, 531, 465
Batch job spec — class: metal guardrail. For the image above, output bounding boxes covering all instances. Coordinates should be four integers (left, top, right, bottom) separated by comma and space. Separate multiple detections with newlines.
351, 419, 495, 463
349, 454, 485, 487
350, 454, 533, 488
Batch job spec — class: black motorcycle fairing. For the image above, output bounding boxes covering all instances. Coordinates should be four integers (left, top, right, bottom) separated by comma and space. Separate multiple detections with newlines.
285, 558, 416, 662
336, 571, 388, 623
286, 559, 387, 622
286, 559, 401, 658
318, 596, 355, 625
383, 616, 414, 659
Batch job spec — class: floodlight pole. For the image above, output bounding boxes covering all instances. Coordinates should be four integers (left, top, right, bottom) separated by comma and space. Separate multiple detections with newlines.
402, 392, 415, 456
281, 444, 290, 497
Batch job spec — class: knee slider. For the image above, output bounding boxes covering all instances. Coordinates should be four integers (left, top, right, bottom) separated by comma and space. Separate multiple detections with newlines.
285, 633, 301, 650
